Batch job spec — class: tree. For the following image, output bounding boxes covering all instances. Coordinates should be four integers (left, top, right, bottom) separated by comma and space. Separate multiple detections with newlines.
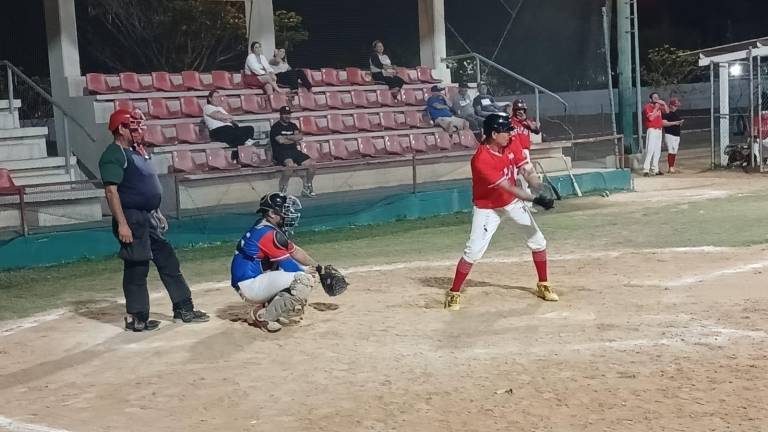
273, 10, 309, 53
641, 45, 702, 88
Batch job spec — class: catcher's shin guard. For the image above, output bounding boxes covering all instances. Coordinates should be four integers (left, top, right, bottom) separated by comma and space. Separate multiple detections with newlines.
536, 282, 559, 302
444, 291, 462, 310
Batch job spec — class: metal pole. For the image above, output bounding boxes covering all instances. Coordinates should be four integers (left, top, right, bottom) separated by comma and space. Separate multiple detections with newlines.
617, 0, 635, 153
6, 66, 14, 124
475, 55, 481, 84
534, 88, 540, 122
749, 50, 755, 168
18, 188, 28, 237
632, 0, 643, 151
710, 62, 715, 169
412, 152, 417, 194
602, 4, 619, 158
63, 115, 71, 174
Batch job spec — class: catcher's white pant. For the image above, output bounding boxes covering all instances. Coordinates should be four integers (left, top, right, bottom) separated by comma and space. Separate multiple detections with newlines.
665, 134, 680, 154
462, 200, 546, 263
238, 270, 307, 304
643, 128, 663, 173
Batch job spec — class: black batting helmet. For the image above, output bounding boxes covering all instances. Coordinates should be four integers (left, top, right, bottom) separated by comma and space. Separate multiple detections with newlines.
483, 112, 513, 137
512, 99, 528, 112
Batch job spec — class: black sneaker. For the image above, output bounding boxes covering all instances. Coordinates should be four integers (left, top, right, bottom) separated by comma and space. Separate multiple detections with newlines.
125, 316, 161, 332
173, 309, 210, 323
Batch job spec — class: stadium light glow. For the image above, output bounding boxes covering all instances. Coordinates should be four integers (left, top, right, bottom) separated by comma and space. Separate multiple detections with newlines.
729, 63, 743, 77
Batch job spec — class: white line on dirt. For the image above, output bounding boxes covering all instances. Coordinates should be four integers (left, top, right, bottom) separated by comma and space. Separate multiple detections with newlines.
0, 416, 72, 432
630, 258, 768, 288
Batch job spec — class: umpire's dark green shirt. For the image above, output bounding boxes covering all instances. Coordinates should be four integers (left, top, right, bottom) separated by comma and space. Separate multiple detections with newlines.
99, 143, 162, 211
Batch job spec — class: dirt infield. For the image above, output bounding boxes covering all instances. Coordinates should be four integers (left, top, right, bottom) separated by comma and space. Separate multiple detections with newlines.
2, 157, 768, 431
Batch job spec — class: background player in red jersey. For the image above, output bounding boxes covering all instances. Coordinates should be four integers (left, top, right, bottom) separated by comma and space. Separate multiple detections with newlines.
445, 113, 557, 311
507, 99, 541, 210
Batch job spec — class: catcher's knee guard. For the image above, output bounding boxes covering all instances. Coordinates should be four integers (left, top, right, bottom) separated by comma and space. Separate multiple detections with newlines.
289, 272, 314, 303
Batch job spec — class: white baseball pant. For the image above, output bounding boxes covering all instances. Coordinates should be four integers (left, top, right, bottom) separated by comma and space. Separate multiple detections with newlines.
237, 270, 307, 304
643, 128, 663, 173
462, 200, 546, 263
665, 134, 680, 154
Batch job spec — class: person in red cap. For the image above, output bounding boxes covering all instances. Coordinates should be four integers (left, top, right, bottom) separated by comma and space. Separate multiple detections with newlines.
98, 109, 209, 331
662, 97, 685, 173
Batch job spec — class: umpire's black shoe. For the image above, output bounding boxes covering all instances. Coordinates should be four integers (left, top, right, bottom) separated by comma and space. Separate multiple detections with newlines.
125, 316, 161, 332
173, 309, 210, 323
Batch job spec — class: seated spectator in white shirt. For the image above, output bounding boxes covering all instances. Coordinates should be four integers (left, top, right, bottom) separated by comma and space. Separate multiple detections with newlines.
451, 82, 483, 132
203, 90, 256, 151
369, 40, 405, 101
472, 83, 504, 118
269, 48, 312, 92
426, 85, 469, 133
243, 41, 280, 94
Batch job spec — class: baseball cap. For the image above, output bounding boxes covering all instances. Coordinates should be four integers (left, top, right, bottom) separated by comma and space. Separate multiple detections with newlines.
279, 106, 292, 115
430, 85, 445, 92
669, 97, 681, 106
458, 82, 469, 89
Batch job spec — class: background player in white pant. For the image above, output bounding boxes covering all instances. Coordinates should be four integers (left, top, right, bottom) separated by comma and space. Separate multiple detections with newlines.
662, 97, 684, 173
445, 113, 557, 311
507, 99, 541, 211
230, 193, 318, 332
642, 92, 668, 176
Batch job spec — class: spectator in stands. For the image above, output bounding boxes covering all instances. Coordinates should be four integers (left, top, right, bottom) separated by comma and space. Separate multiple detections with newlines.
269, 48, 312, 92
270, 106, 317, 197
473, 83, 504, 118
243, 41, 280, 94
451, 82, 484, 133
426, 85, 469, 133
369, 40, 405, 101
204, 90, 257, 150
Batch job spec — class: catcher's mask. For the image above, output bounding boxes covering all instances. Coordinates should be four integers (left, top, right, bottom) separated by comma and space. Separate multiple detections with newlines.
259, 192, 302, 232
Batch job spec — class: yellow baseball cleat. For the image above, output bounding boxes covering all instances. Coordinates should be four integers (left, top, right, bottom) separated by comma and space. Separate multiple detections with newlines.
444, 291, 462, 310
536, 282, 559, 302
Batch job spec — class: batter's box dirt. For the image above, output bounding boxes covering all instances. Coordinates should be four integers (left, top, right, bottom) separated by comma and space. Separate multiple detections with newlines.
216, 303, 251, 323
308, 302, 339, 312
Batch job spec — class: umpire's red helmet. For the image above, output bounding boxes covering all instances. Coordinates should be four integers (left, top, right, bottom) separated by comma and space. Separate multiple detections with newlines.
108, 108, 146, 133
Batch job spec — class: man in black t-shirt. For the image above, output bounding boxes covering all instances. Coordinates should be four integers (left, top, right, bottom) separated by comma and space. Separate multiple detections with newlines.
269, 106, 316, 197
662, 97, 684, 174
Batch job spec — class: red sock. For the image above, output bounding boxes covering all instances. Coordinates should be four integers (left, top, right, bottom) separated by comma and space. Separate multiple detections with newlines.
450, 258, 473, 292
668, 153, 676, 168
532, 250, 548, 282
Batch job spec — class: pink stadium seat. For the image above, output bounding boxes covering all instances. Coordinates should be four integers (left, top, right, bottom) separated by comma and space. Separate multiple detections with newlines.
238, 146, 272, 167
327, 114, 358, 133
172, 150, 208, 173
301, 142, 334, 162
299, 116, 331, 135
151, 72, 187, 92
376, 89, 405, 107
180, 96, 204, 117
301, 69, 325, 87
212, 70, 243, 90
353, 113, 384, 132
298, 92, 328, 111
206, 148, 241, 170
181, 71, 215, 91
269, 93, 292, 112
357, 137, 388, 157
114, 99, 135, 112
435, 131, 454, 150
383, 135, 411, 155
325, 92, 356, 109
403, 88, 426, 106
409, 133, 429, 153
351, 90, 381, 108
395, 68, 420, 84
0, 169, 20, 194
148, 98, 181, 119
459, 129, 480, 148
144, 125, 178, 146
176, 123, 209, 144
222, 97, 244, 115
241, 94, 272, 114
329, 139, 362, 160
119, 72, 154, 93
346, 67, 375, 86
321, 68, 350, 86
417, 66, 442, 84
380, 112, 409, 130
86, 73, 123, 94
405, 111, 433, 128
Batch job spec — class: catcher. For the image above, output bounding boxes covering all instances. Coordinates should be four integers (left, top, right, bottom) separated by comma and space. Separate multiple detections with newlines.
230, 192, 347, 332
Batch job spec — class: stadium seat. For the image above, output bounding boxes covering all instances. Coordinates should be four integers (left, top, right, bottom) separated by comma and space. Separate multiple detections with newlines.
144, 125, 178, 146
172, 150, 208, 173
403, 88, 426, 106
181, 71, 215, 91
321, 68, 350, 86
459, 129, 480, 148
241, 94, 272, 114
301, 142, 334, 163
409, 133, 430, 153
325, 92, 356, 109
346, 67, 374, 86
299, 116, 331, 135
148, 98, 181, 119
119, 72, 154, 93
435, 131, 455, 150
151, 72, 187, 92
327, 114, 358, 133
113, 99, 135, 112
86, 73, 123, 94
300, 69, 325, 87
298, 92, 328, 111
329, 139, 362, 160
405, 111, 432, 128
238, 146, 272, 167
205, 148, 241, 170
269, 93, 292, 112
395, 68, 420, 84
353, 113, 384, 132
417, 66, 442, 84
180, 96, 204, 117
380, 112, 409, 130
357, 137, 388, 157
176, 123, 209, 144
212, 70, 243, 90
222, 96, 244, 115
376, 89, 405, 107
0, 169, 20, 194
351, 90, 381, 108
383, 135, 411, 155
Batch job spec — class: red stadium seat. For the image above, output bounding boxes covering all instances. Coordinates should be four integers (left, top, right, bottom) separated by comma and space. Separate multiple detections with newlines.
435, 131, 454, 150
181, 71, 215, 91
241, 94, 272, 114
301, 142, 334, 162
459, 129, 480, 148
212, 70, 243, 90
327, 114, 358, 133
148, 98, 181, 119
409, 133, 428, 153
383, 135, 411, 155
172, 150, 208, 173
151, 72, 187, 92
206, 148, 241, 170
405, 111, 433, 128
357, 137, 388, 157
298, 92, 328, 111
176, 123, 209, 144
325, 92, 356, 109
222, 96, 244, 115
380, 112, 409, 130
403, 88, 426, 106
269, 93, 292, 112
299, 116, 331, 135
351, 90, 381, 108
180, 96, 204, 117
329, 139, 362, 160
301, 69, 325, 87
417, 66, 442, 84
320, 68, 350, 86
345, 67, 375, 86
0, 169, 20, 194
114, 99, 135, 112
119, 72, 154, 93
144, 125, 178, 146
395, 68, 420, 84
238, 146, 272, 167
86, 73, 123, 94
353, 113, 384, 132
376, 89, 405, 107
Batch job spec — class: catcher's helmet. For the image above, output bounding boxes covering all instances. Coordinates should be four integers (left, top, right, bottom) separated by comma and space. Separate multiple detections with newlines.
483, 112, 513, 137
259, 192, 302, 230
512, 99, 528, 112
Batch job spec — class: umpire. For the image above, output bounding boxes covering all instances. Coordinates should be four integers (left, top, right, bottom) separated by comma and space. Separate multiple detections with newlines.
99, 109, 209, 331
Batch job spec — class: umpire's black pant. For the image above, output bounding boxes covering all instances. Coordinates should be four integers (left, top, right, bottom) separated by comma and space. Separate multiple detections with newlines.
209, 124, 254, 148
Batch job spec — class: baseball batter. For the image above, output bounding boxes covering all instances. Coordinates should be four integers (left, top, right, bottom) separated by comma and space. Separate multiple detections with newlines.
445, 113, 558, 311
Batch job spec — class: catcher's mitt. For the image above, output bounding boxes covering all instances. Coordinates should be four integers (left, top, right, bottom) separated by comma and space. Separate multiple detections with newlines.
316, 264, 348, 297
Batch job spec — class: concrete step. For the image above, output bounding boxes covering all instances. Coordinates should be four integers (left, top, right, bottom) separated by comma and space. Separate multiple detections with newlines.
0, 156, 76, 172
0, 189, 104, 229
11, 172, 75, 186
0, 100, 21, 129
0, 127, 48, 160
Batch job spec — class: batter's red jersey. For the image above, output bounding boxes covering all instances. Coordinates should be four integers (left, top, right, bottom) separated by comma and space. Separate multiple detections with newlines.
510, 118, 533, 151
471, 142, 529, 209
643, 103, 663, 129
